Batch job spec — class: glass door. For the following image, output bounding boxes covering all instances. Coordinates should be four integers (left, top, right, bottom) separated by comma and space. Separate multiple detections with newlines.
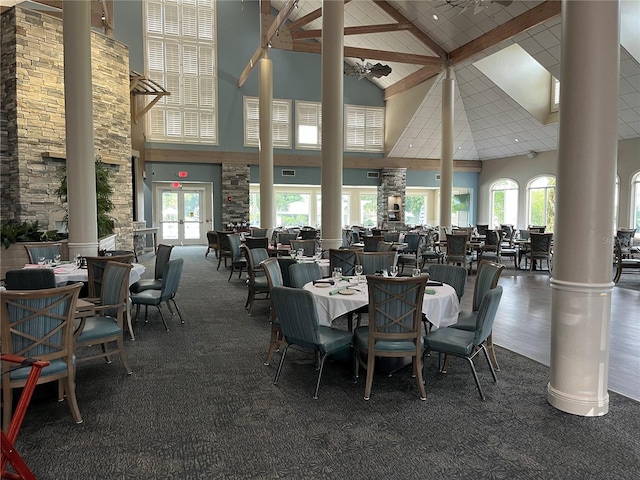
158, 187, 204, 245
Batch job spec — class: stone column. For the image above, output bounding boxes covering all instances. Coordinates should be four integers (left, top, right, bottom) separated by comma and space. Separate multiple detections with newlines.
547, 0, 619, 417
320, 0, 344, 251
439, 67, 454, 237
259, 55, 274, 230
63, 0, 98, 258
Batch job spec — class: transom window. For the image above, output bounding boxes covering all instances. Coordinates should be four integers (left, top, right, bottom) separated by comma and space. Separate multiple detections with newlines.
144, 0, 217, 144
490, 179, 519, 228
243, 97, 292, 148
295, 101, 322, 150
527, 176, 556, 232
344, 105, 384, 153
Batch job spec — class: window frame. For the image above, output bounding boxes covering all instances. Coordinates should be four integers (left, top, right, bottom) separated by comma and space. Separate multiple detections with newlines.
527, 175, 556, 232
490, 178, 519, 229
344, 104, 385, 153
243, 96, 292, 149
295, 100, 322, 150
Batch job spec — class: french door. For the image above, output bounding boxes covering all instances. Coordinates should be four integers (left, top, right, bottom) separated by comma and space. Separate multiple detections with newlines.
157, 186, 205, 245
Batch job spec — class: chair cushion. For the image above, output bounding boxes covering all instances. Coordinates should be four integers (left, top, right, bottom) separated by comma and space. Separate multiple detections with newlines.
425, 328, 475, 356
318, 326, 353, 354
450, 310, 475, 331
354, 326, 424, 352
10, 357, 73, 381
252, 276, 269, 289
130, 289, 161, 305
76, 316, 121, 343
129, 279, 162, 294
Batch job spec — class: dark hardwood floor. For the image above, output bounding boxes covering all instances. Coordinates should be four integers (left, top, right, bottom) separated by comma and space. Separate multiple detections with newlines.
462, 268, 640, 401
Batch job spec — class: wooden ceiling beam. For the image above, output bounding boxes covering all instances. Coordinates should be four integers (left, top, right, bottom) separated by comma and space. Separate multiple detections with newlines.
287, 0, 351, 32
384, 64, 444, 100
291, 22, 412, 40
291, 41, 443, 67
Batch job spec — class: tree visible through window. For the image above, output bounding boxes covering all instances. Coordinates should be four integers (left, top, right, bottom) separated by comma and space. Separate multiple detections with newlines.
491, 179, 518, 228
528, 176, 556, 232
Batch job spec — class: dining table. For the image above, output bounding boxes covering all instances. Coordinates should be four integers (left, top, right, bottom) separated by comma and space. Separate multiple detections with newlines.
303, 276, 460, 329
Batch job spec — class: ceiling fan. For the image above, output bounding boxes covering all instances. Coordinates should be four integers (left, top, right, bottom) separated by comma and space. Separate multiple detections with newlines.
445, 0, 514, 15
344, 59, 392, 80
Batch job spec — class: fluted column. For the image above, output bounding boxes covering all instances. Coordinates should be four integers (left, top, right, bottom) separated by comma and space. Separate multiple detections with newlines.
439, 67, 454, 237
63, 0, 98, 258
259, 55, 274, 230
320, 0, 344, 251
548, 0, 620, 416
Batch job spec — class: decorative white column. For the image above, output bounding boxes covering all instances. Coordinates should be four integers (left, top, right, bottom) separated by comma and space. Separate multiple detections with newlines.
320, 0, 344, 251
259, 54, 274, 230
548, 0, 620, 416
439, 67, 454, 237
63, 0, 98, 258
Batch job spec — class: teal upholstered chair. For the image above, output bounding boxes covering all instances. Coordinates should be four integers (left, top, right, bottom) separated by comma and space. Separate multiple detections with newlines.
523, 232, 553, 272
130, 258, 184, 332
329, 249, 357, 276
250, 227, 268, 238
271, 286, 353, 399
448, 259, 505, 370
426, 264, 468, 302
5, 268, 57, 290
227, 233, 247, 281
445, 233, 474, 274
355, 251, 397, 275
397, 232, 421, 274
75, 261, 133, 374
129, 244, 173, 294
363, 235, 384, 252
1, 283, 83, 431
276, 258, 297, 287
85, 254, 134, 300
424, 286, 503, 400
290, 239, 317, 257
419, 229, 444, 267
24, 243, 62, 264
243, 246, 270, 315
477, 229, 502, 263
382, 231, 400, 242
354, 275, 428, 400
262, 258, 286, 365
288, 262, 322, 289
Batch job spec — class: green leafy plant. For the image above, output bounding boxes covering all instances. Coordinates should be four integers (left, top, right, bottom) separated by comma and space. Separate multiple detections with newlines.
55, 161, 115, 238
0, 220, 60, 249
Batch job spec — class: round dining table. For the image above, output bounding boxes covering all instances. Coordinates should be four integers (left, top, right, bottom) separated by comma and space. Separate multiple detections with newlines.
303, 277, 460, 329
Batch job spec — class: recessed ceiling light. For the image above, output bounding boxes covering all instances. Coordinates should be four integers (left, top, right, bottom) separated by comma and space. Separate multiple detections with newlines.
514, 138, 519, 142
409, 144, 413, 148
458, 146, 462, 150
432, 14, 439, 20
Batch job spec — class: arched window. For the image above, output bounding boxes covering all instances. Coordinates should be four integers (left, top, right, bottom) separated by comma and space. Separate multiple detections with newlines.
527, 176, 556, 232
632, 172, 640, 230
490, 179, 518, 229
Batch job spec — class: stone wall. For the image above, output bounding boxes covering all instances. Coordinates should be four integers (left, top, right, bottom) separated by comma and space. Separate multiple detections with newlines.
0, 7, 133, 249
221, 164, 250, 226
377, 168, 407, 227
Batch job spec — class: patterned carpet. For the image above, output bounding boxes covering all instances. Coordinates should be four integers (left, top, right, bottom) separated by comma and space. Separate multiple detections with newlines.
8, 246, 640, 479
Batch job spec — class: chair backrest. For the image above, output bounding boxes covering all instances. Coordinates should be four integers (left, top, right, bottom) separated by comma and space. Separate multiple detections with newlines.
244, 246, 269, 277
86, 254, 134, 298
245, 237, 269, 250
100, 261, 133, 318
276, 258, 297, 287
288, 262, 322, 288
250, 227, 268, 238
363, 235, 384, 252
341, 230, 351, 247
366, 276, 426, 348
271, 286, 322, 347
445, 233, 469, 257
216, 231, 231, 252
228, 233, 243, 260
299, 229, 317, 240
403, 233, 420, 254
383, 231, 400, 242
483, 230, 502, 252
206, 231, 218, 247
473, 285, 503, 346
500, 224, 514, 241
530, 232, 553, 255
5, 268, 57, 290
356, 251, 397, 275
277, 232, 298, 246
472, 260, 505, 311
377, 241, 394, 252
329, 249, 357, 276
290, 239, 316, 257
616, 229, 636, 249
350, 230, 361, 244
426, 264, 468, 301
24, 244, 62, 263
1, 282, 81, 361
262, 257, 284, 290
160, 258, 184, 301
154, 244, 173, 281
476, 224, 489, 236
519, 229, 531, 241
528, 225, 546, 233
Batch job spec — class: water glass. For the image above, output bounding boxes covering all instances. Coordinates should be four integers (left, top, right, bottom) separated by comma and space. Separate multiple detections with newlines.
54, 254, 62, 264
333, 267, 342, 282
355, 264, 364, 283
412, 268, 421, 277
37, 256, 46, 265
389, 265, 399, 277
297, 248, 304, 259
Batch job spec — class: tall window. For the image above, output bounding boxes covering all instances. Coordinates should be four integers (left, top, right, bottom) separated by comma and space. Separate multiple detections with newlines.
344, 105, 384, 152
632, 172, 640, 230
490, 179, 519, 228
144, 0, 217, 143
527, 176, 556, 232
276, 192, 310, 227
243, 97, 291, 148
296, 101, 321, 150
551, 77, 560, 112
360, 193, 378, 227
405, 194, 426, 226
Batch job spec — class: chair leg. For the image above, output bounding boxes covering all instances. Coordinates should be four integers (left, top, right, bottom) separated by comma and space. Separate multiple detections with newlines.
100, 343, 113, 364
441, 354, 451, 373
168, 299, 184, 324
273, 344, 289, 384
155, 305, 170, 331
485, 333, 500, 371
313, 353, 329, 399
228, 266, 234, 282
117, 335, 133, 375
62, 374, 83, 424
413, 354, 427, 400
363, 350, 376, 400
264, 326, 282, 366
466, 357, 485, 400
480, 344, 498, 383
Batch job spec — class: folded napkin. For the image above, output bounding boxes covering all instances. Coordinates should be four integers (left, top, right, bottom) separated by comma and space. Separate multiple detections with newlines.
313, 279, 334, 286
426, 281, 443, 287
329, 286, 349, 295
425, 288, 437, 295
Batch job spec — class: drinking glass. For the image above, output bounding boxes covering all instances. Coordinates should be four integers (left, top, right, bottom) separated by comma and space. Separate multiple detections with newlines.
291, 249, 297, 260
37, 256, 46, 265
333, 267, 342, 282
297, 249, 304, 259
389, 265, 398, 277
54, 254, 62, 264
355, 264, 364, 284
412, 268, 421, 277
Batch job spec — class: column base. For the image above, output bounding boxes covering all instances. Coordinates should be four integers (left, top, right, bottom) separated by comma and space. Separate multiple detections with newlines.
547, 383, 609, 416
321, 238, 342, 251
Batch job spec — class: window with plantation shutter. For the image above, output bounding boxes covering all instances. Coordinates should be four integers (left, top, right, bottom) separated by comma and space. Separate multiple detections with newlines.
144, 0, 218, 144
243, 96, 291, 148
296, 101, 322, 150
344, 104, 384, 152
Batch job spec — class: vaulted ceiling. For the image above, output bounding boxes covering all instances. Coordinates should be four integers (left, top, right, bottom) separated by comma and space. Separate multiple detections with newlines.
266, 0, 640, 161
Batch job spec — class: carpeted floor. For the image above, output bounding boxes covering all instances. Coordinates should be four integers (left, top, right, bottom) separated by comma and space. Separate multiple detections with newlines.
7, 246, 640, 479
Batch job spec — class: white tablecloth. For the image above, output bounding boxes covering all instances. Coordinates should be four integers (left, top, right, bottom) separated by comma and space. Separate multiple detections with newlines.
47, 263, 146, 286
303, 279, 460, 328
295, 258, 330, 277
